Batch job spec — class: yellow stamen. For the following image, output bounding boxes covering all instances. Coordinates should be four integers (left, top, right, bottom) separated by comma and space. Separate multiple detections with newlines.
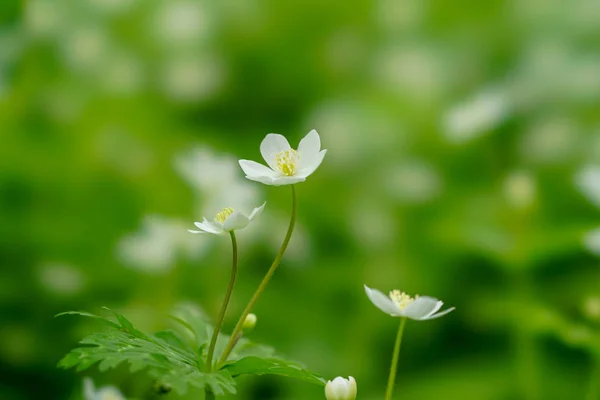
215, 207, 234, 223
275, 149, 298, 176
389, 290, 418, 310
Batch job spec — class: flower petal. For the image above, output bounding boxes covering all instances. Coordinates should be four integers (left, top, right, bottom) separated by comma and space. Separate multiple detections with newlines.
222, 211, 250, 231
422, 301, 444, 319
193, 220, 224, 235
245, 175, 277, 185
297, 149, 327, 178
297, 129, 321, 157
422, 306, 455, 320
402, 296, 441, 320
188, 229, 206, 234
348, 376, 357, 398
248, 202, 266, 221
239, 159, 278, 179
271, 175, 307, 186
260, 134, 291, 170
364, 285, 402, 316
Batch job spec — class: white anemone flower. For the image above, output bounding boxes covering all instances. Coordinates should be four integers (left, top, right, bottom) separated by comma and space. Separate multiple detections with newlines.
325, 376, 357, 400
239, 129, 327, 186
188, 203, 265, 235
364, 285, 455, 320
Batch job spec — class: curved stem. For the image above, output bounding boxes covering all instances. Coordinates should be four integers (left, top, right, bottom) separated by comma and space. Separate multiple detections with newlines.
385, 317, 407, 400
205, 231, 238, 372
217, 185, 298, 368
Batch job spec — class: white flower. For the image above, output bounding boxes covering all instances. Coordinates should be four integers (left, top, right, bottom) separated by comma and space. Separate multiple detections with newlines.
325, 376, 357, 400
364, 285, 455, 320
188, 203, 265, 235
239, 129, 327, 186
83, 378, 125, 400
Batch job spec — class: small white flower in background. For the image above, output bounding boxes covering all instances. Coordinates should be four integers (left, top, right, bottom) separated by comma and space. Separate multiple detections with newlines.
83, 378, 125, 400
189, 203, 265, 235
243, 313, 257, 331
239, 129, 327, 186
503, 170, 536, 210
118, 215, 205, 274
576, 165, 600, 208
364, 285, 455, 320
325, 376, 357, 400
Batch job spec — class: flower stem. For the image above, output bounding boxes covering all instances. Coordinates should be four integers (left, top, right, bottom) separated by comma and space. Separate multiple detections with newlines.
217, 185, 298, 368
205, 231, 238, 372
385, 317, 407, 400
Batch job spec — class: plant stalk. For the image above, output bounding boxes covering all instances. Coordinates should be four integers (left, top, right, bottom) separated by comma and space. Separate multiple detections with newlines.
205, 231, 238, 372
385, 317, 407, 400
217, 185, 297, 367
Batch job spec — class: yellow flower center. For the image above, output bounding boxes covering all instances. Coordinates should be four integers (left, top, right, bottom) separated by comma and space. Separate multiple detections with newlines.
389, 290, 417, 310
215, 207, 234, 223
275, 149, 298, 176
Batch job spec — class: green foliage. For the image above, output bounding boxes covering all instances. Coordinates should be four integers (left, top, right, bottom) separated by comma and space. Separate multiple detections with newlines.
223, 356, 326, 386
57, 307, 325, 397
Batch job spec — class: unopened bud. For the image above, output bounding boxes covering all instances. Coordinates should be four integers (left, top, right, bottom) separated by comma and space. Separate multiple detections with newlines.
325, 376, 357, 400
243, 313, 257, 331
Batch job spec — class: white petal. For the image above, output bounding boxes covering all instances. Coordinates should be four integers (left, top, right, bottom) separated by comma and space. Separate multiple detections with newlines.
297, 129, 321, 159
297, 149, 327, 178
188, 229, 206, 234
260, 133, 291, 170
348, 376, 357, 398
325, 381, 339, 400
422, 301, 444, 319
402, 296, 440, 320
248, 202, 266, 221
422, 306, 455, 320
193, 220, 223, 235
270, 175, 307, 186
245, 174, 277, 185
364, 285, 402, 316
239, 159, 278, 178
222, 211, 250, 231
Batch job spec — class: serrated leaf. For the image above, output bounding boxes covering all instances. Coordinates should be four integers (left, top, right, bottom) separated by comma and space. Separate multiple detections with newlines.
55, 311, 120, 329
222, 356, 326, 386
58, 309, 237, 396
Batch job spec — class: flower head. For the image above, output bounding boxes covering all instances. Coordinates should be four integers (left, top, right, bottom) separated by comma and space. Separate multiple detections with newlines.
239, 129, 327, 186
325, 376, 357, 400
189, 203, 265, 235
364, 285, 455, 320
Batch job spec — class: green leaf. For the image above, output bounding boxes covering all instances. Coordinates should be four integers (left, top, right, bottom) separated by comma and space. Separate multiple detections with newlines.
223, 356, 326, 386
57, 309, 236, 396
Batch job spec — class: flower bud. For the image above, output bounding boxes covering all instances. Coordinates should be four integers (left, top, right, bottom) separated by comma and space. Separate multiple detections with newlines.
325, 376, 357, 400
243, 313, 257, 331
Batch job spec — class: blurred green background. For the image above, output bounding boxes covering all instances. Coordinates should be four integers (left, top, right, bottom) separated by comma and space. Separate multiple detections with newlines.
2, 0, 600, 399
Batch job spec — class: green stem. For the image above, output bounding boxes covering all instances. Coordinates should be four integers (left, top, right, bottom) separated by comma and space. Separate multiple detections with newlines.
217, 185, 298, 368
205, 231, 238, 372
385, 317, 407, 400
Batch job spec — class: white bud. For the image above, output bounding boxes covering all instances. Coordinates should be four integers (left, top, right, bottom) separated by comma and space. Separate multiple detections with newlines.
325, 376, 357, 400
242, 313, 257, 331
